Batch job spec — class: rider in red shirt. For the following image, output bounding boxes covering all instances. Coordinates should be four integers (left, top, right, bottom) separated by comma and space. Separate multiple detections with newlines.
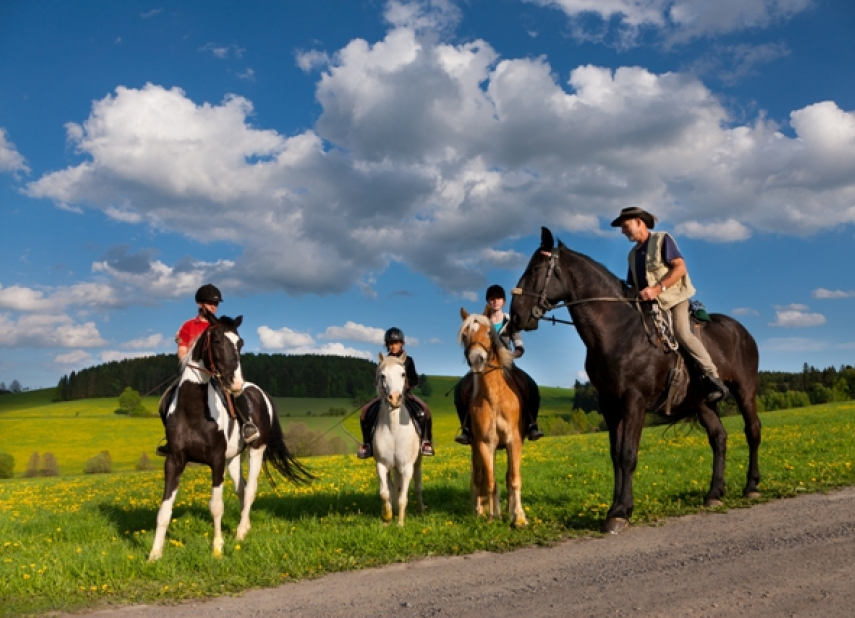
157, 284, 261, 456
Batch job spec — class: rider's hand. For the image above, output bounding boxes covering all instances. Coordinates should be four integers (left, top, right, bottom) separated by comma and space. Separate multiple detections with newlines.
639, 285, 661, 301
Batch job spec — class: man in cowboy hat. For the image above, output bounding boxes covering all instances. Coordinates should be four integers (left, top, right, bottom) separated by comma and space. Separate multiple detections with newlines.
611, 207, 729, 404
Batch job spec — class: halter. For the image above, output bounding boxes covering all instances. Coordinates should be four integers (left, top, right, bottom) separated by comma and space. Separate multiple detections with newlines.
462, 329, 504, 375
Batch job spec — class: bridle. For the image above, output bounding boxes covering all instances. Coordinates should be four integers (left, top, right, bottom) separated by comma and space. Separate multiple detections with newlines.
511, 248, 642, 327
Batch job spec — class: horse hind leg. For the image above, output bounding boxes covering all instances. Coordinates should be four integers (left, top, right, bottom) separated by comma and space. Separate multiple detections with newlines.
734, 382, 762, 499
235, 446, 266, 541
413, 456, 424, 515
696, 404, 727, 507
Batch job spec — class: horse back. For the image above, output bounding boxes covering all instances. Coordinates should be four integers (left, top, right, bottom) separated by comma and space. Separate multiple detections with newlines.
701, 313, 759, 387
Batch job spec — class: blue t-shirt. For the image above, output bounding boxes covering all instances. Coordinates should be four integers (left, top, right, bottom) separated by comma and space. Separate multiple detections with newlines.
628, 234, 683, 288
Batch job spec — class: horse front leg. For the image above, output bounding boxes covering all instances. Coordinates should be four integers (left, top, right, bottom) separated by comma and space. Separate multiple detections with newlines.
149, 456, 185, 561
506, 441, 526, 528
603, 402, 644, 534
236, 446, 265, 541
697, 404, 727, 506
209, 462, 227, 558
475, 441, 497, 519
376, 461, 393, 524
395, 466, 413, 527
736, 387, 762, 499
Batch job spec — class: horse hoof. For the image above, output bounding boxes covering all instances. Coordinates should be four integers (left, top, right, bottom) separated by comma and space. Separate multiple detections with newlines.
705, 498, 724, 508
602, 518, 629, 535
148, 551, 162, 562
511, 517, 528, 529
212, 548, 223, 559
744, 491, 761, 500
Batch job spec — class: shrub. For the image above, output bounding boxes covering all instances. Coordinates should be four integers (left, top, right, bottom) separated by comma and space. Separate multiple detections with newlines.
136, 452, 153, 471
117, 386, 152, 417
282, 422, 351, 456
24, 452, 41, 478
84, 450, 112, 474
541, 415, 574, 437
41, 452, 60, 477
0, 452, 13, 479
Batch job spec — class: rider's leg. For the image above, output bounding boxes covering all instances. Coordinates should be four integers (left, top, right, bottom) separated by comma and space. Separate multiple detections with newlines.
512, 366, 544, 441
357, 398, 380, 459
235, 392, 258, 443
155, 382, 178, 456
453, 373, 473, 445
409, 394, 435, 456
671, 300, 729, 403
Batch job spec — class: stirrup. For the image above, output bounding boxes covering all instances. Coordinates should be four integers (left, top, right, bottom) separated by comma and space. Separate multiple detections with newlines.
454, 429, 471, 445
242, 423, 259, 443
155, 438, 169, 457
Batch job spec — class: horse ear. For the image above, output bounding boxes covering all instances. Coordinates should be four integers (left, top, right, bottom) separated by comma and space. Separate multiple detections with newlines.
378, 352, 385, 363
540, 227, 555, 252
203, 308, 218, 323
460, 308, 470, 320
234, 315, 243, 328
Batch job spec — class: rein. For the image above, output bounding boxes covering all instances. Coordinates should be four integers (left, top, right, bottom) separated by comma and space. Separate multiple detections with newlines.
186, 324, 242, 421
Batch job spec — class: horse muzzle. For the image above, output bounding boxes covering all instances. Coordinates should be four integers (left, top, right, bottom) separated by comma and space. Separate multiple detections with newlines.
386, 391, 402, 408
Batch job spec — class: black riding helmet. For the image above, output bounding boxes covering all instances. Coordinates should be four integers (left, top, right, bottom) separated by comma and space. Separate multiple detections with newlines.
384, 327, 405, 345
195, 283, 223, 305
485, 284, 506, 301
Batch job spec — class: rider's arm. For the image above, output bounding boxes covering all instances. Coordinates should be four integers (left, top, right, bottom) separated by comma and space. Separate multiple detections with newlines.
511, 329, 524, 359
640, 257, 687, 301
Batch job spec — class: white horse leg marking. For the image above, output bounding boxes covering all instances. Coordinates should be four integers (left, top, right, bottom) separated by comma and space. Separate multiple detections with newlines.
376, 461, 393, 524
507, 442, 527, 528
148, 488, 178, 562
237, 446, 265, 541
210, 484, 225, 558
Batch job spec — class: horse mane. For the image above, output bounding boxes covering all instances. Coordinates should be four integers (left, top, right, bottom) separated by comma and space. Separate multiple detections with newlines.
557, 240, 628, 296
457, 313, 515, 370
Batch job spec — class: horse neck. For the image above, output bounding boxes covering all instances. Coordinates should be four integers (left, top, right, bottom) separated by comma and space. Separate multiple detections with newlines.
559, 249, 637, 354
180, 338, 212, 385
472, 365, 514, 405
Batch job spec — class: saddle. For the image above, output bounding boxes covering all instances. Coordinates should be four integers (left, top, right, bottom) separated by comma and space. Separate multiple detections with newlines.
364, 396, 427, 441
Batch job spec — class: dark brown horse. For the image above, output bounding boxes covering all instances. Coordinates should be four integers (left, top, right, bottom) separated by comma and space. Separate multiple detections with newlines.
510, 227, 761, 534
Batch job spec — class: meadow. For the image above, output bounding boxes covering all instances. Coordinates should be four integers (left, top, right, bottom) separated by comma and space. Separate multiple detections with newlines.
0, 388, 853, 616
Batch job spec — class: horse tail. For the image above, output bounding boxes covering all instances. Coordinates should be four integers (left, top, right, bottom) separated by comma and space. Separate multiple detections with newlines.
261, 393, 314, 487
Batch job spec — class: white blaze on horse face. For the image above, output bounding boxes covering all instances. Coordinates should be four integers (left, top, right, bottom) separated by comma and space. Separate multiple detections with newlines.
225, 332, 246, 392
379, 362, 407, 409
465, 323, 489, 373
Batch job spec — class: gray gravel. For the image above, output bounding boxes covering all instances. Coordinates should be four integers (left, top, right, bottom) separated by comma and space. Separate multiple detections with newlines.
76, 487, 855, 618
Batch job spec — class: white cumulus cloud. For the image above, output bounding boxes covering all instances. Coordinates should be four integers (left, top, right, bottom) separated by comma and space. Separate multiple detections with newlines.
122, 333, 166, 350
768, 309, 826, 328
53, 350, 94, 367
319, 321, 386, 345
813, 288, 855, 299
257, 325, 315, 350
0, 127, 29, 175
0, 313, 107, 348
675, 219, 751, 242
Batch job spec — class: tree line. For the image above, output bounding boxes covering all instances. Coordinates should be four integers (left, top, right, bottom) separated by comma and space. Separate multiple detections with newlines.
572, 363, 855, 413
54, 353, 378, 402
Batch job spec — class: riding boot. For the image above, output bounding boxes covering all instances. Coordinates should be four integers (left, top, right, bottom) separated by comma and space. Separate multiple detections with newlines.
420, 415, 435, 456
704, 374, 730, 404
513, 367, 544, 441
235, 393, 259, 443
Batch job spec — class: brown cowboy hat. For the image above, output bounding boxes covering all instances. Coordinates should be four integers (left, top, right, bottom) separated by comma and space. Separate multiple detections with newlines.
610, 206, 657, 229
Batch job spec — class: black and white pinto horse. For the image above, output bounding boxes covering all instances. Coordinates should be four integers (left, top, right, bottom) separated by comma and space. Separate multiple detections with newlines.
149, 312, 311, 561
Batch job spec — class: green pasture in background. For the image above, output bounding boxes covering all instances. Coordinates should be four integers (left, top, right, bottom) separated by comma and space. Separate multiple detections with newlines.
0, 380, 575, 477
1, 393, 853, 616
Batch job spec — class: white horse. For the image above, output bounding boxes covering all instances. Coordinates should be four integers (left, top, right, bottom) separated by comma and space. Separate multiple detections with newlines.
372, 353, 424, 526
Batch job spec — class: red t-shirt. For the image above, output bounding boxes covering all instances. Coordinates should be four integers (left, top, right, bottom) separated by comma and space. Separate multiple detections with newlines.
176, 316, 210, 348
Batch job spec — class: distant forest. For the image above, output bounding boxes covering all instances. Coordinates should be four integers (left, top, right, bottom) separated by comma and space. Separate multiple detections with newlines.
573, 363, 855, 413
54, 353, 379, 402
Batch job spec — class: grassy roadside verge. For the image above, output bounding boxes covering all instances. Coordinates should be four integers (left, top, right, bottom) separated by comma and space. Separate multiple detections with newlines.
1, 401, 853, 616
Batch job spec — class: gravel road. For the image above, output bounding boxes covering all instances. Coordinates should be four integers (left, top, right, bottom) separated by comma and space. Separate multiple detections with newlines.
78, 487, 855, 618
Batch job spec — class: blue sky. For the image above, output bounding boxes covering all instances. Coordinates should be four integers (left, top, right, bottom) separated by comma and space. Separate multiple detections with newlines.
2, 0, 854, 391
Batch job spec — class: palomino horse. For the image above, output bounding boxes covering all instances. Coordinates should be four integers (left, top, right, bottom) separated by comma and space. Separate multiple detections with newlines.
372, 353, 423, 526
510, 228, 761, 534
457, 309, 527, 527
149, 312, 312, 561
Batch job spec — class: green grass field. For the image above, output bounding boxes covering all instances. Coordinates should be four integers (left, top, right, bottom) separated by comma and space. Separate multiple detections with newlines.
0, 380, 574, 477
1, 384, 853, 615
